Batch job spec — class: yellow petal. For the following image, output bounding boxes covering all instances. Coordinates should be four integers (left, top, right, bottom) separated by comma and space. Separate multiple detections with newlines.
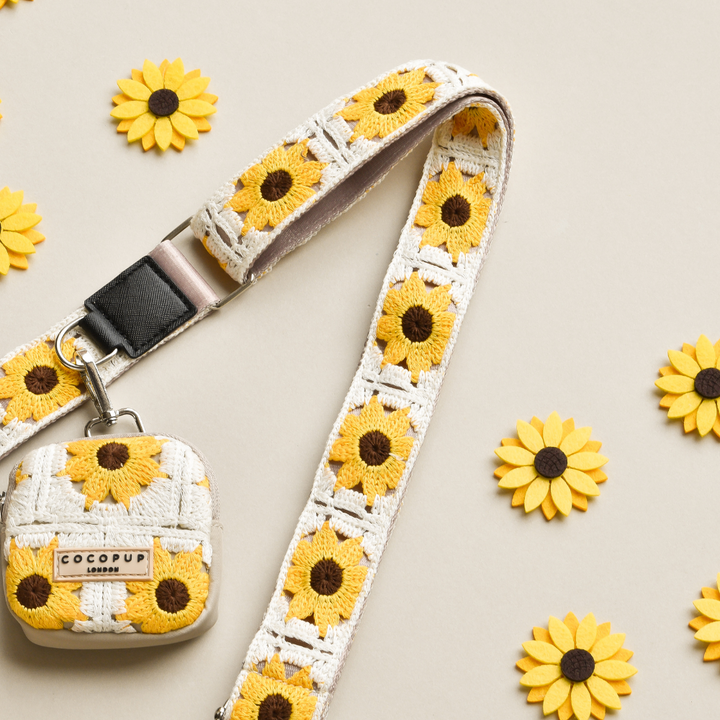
494, 446, 535, 466
164, 58, 185, 91
142, 60, 163, 92
559, 426, 592, 455
522, 640, 563, 664
543, 678, 572, 714
655, 375, 695, 393
591, 634, 626, 662
524, 478, 549, 512
550, 478, 572, 516
562, 469, 600, 496
667, 391, 703, 418
127, 113, 156, 142
593, 661, 638, 680
170, 112, 199, 139
110, 100, 149, 119
178, 99, 216, 117
543, 411, 563, 447
1, 231, 35, 254
576, 613, 597, 650
116, 79, 151, 101
1, 212, 41, 231
571, 682, 592, 720
695, 620, 720, 642
694, 599, 720, 621
7, 249, 28, 269
696, 334, 716, 369
586, 676, 621, 710
549, 616, 575, 653
668, 349, 700, 378
697, 398, 717, 436
516, 420, 544, 453
520, 664, 562, 687
177, 76, 211, 100
0, 189, 23, 220
154, 116, 172, 151
0, 243, 9, 274
497, 465, 537, 489
567, 452, 608, 471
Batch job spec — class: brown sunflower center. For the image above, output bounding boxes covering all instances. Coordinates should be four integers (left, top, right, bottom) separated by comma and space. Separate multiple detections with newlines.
560, 648, 595, 683
695, 367, 720, 399
374, 89, 407, 115
261, 170, 293, 202
534, 447, 567, 479
441, 194, 471, 227
96, 442, 130, 470
258, 694, 293, 720
148, 88, 179, 117
401, 305, 434, 343
24, 365, 59, 395
16, 573, 52, 609
358, 430, 391, 466
155, 578, 190, 613
310, 558, 344, 596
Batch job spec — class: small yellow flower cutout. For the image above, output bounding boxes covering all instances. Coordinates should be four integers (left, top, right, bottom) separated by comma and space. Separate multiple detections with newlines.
494, 412, 608, 520
0, 0, 34, 9
518, 612, 636, 720
655, 334, 720, 437
689, 574, 720, 661
111, 59, 217, 152
0, 187, 45, 274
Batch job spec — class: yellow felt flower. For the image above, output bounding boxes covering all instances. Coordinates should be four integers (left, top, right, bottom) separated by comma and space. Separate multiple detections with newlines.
451, 105, 498, 147
655, 334, 720, 437
518, 613, 636, 720
0, 0, 34, 9
116, 538, 209, 633
328, 396, 414, 506
688, 574, 720, 661
111, 58, 217, 152
6, 537, 86, 629
231, 654, 317, 720
414, 162, 491, 263
494, 413, 608, 521
227, 140, 326, 235
0, 187, 45, 274
64, 436, 166, 510
283, 522, 368, 637
337, 67, 439, 142
0, 340, 82, 425
376, 272, 455, 382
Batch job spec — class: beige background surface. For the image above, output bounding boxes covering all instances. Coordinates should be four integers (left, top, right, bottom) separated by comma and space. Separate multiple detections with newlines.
1, 1, 719, 717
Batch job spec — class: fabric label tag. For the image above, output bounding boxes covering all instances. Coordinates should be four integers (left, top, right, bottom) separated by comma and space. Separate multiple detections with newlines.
53, 546, 153, 582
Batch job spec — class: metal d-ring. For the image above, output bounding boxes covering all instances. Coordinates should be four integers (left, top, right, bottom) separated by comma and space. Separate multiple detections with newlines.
54, 316, 118, 371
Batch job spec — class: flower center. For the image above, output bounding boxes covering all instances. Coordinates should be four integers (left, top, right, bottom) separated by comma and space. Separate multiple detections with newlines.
148, 88, 179, 117
401, 305, 434, 343
96, 442, 130, 471
258, 694, 293, 720
16, 573, 52, 609
694, 367, 720, 399
24, 365, 59, 395
155, 578, 191, 613
534, 447, 568, 479
310, 558, 344, 596
560, 648, 596, 683
441, 194, 471, 227
261, 170, 293, 202
374, 89, 407, 115
358, 430, 391, 466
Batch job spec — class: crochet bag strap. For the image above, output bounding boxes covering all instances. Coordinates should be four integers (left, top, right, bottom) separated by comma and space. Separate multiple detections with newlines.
0, 60, 513, 717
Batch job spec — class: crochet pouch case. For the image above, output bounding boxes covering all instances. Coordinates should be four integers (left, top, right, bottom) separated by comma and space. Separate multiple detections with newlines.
0, 432, 221, 648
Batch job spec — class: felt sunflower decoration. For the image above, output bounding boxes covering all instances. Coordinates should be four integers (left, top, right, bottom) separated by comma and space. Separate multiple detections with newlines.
111, 59, 217, 152
0, 187, 45, 274
689, 573, 720, 661
231, 654, 317, 720
655, 334, 720, 437
494, 412, 608, 520
451, 105, 498, 147
0, 0, 34, 9
517, 612, 636, 720
64, 436, 166, 509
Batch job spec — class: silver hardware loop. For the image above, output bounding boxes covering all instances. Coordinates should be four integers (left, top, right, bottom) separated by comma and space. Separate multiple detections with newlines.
54, 316, 118, 371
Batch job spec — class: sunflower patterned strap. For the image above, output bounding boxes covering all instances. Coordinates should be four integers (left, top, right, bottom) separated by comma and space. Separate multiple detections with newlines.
197, 62, 514, 720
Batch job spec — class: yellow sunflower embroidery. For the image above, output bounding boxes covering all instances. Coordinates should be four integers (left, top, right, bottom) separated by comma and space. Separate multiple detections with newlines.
337, 67, 439, 142
0, 340, 81, 425
451, 105, 498, 147
111, 59, 217, 152
0, 187, 45, 274
283, 522, 368, 637
64, 436, 166, 510
655, 334, 720, 437
376, 272, 455, 382
688, 573, 720, 661
227, 140, 326, 235
415, 162, 491, 263
328, 396, 414, 506
518, 613, 636, 720
231, 654, 317, 720
6, 537, 86, 629
494, 412, 608, 520
116, 539, 209, 633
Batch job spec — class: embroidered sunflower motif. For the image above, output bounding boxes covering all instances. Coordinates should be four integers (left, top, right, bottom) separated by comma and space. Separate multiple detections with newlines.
376, 272, 455, 382
415, 162, 491, 263
0, 187, 45, 274
116, 538, 209, 634
111, 59, 217, 152
689, 573, 720, 661
518, 613, 636, 720
0, 340, 82, 425
451, 105, 498, 147
328, 396, 414, 506
230, 654, 317, 720
227, 140, 327, 235
283, 522, 368, 637
655, 334, 720, 437
337, 67, 439, 142
494, 412, 608, 520
6, 537, 86, 629
64, 436, 166, 510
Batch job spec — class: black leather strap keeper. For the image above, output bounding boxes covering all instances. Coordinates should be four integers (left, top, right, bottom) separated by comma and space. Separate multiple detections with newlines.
80, 256, 197, 359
